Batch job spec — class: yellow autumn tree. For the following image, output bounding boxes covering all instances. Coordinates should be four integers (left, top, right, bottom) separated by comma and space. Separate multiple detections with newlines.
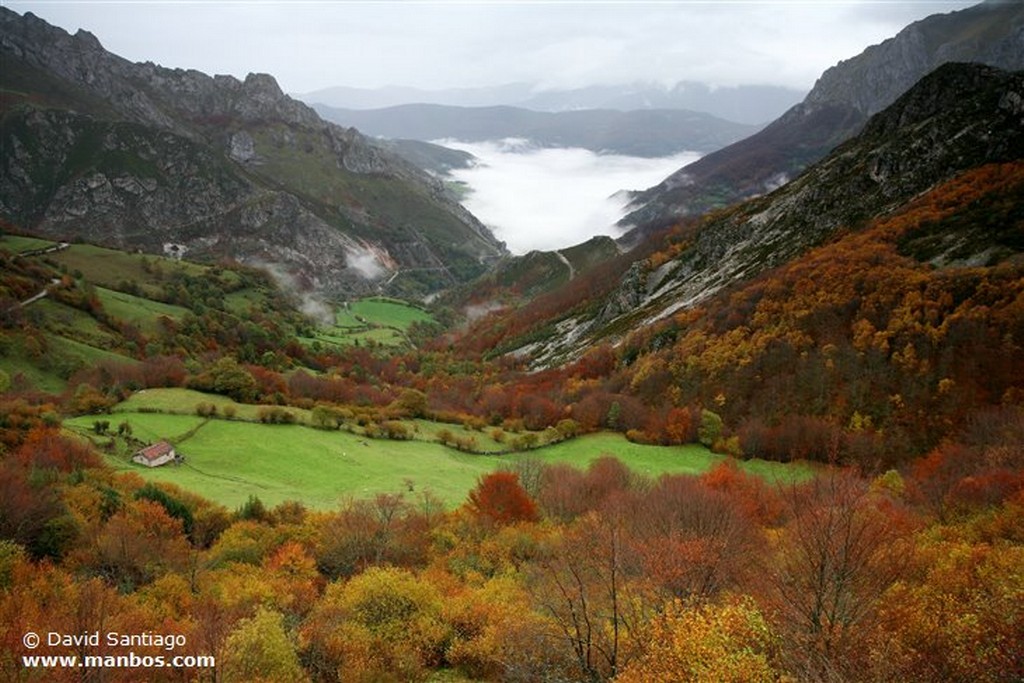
615, 597, 780, 683
219, 607, 308, 683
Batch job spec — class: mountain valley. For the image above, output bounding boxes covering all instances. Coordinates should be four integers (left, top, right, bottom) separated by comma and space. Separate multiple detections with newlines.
2, 4, 1023, 682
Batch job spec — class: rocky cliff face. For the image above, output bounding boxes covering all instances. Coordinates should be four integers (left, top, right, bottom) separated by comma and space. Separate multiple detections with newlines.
0, 8, 505, 299
619, 1, 1024, 242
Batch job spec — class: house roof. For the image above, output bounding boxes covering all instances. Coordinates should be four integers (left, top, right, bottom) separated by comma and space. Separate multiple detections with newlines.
135, 440, 175, 462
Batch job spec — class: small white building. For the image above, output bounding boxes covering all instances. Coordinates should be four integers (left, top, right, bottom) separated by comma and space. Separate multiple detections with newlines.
132, 441, 176, 468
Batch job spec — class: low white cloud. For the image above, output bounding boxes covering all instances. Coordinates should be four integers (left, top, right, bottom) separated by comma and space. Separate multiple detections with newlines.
247, 258, 333, 325
345, 245, 386, 280
442, 140, 699, 254
298, 298, 334, 326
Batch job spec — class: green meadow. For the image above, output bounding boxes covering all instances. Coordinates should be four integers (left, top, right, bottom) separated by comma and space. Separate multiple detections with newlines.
68, 413, 502, 509
0, 234, 56, 253
66, 388, 812, 511
306, 297, 436, 349
350, 297, 433, 328
46, 335, 140, 368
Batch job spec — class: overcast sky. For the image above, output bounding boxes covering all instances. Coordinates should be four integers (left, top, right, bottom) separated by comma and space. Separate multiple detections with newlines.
7, 1, 979, 95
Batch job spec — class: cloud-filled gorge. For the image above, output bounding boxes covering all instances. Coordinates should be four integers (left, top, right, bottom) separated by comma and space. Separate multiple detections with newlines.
442, 140, 700, 254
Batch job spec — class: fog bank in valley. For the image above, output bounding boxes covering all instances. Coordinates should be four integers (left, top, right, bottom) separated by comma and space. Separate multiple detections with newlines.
442, 140, 700, 254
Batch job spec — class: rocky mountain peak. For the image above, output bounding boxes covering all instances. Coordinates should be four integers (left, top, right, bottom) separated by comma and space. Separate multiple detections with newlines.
71, 28, 102, 50
804, 1, 1024, 117
243, 72, 283, 97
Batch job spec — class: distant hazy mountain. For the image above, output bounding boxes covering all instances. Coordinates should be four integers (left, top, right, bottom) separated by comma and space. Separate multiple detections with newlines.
619, 0, 1024, 241
313, 104, 759, 157
298, 83, 537, 111
298, 81, 805, 126
518, 82, 805, 126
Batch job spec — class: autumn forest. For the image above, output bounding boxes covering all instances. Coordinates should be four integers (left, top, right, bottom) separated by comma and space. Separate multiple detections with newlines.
1, 155, 1022, 681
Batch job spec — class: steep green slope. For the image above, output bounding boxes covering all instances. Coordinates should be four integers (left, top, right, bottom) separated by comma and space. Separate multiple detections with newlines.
0, 237, 304, 392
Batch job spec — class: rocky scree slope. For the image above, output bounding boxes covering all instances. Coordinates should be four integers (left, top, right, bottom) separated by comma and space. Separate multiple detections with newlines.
0, 8, 505, 298
619, 0, 1024, 243
504, 63, 1024, 368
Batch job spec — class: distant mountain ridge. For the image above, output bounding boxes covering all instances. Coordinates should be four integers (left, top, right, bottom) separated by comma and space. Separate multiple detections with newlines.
0, 8, 505, 299
619, 0, 1024, 240
312, 103, 759, 157
299, 81, 805, 126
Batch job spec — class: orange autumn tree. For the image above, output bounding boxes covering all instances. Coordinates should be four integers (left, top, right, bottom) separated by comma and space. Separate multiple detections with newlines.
466, 471, 539, 525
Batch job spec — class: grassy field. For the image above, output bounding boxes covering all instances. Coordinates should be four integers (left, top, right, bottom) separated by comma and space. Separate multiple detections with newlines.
531, 433, 811, 484
0, 326, 139, 394
113, 388, 502, 451
306, 297, 436, 349
0, 342, 66, 393
224, 288, 270, 316
66, 389, 812, 511
350, 297, 433, 329
36, 298, 120, 349
310, 326, 406, 349
94, 287, 190, 334
114, 388, 312, 423
48, 244, 207, 297
332, 306, 364, 329
68, 412, 500, 509
47, 334, 139, 367
0, 234, 56, 253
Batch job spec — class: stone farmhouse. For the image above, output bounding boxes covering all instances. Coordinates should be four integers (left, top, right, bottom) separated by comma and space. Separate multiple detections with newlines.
132, 441, 177, 468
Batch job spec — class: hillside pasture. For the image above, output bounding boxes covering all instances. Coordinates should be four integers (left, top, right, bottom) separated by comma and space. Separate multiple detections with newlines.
114, 387, 311, 423
36, 298, 119, 349
224, 288, 270, 316
94, 286, 189, 333
45, 334, 140, 370
532, 432, 812, 484
68, 412, 499, 509
114, 388, 507, 451
0, 337, 67, 393
0, 325, 141, 395
47, 244, 207, 297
